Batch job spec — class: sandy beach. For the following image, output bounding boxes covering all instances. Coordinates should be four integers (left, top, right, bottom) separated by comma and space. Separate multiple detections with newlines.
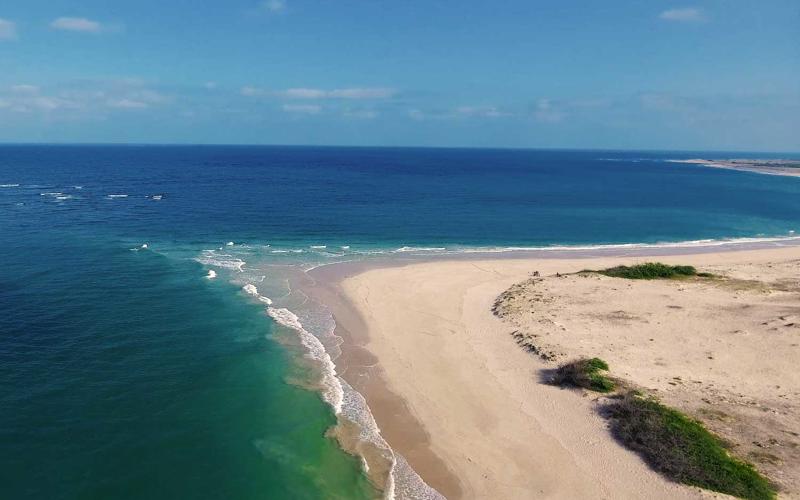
308, 246, 800, 499
668, 159, 800, 178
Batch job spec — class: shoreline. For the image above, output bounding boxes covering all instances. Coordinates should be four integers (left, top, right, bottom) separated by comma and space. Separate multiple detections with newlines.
305, 242, 800, 499
667, 158, 800, 178
301, 260, 463, 498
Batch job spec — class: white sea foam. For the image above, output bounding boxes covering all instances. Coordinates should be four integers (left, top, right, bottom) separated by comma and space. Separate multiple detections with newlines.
266, 307, 344, 413
206, 270, 217, 279
242, 284, 273, 304
227, 241, 235, 246
195, 250, 245, 271
338, 235, 800, 257
141, 243, 148, 249
285, 234, 800, 260
40, 191, 73, 201
310, 245, 327, 249
0, 183, 19, 188
338, 378, 444, 500
393, 246, 446, 253
598, 157, 652, 162
257, 285, 442, 499
341, 245, 351, 250
451, 235, 800, 253
391, 454, 445, 500
107, 194, 128, 199
150, 194, 163, 200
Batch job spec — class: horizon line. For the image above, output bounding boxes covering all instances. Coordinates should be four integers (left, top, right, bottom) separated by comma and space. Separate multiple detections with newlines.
0, 142, 798, 156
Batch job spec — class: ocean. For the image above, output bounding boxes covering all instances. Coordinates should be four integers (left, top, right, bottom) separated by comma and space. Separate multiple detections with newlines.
1, 145, 799, 499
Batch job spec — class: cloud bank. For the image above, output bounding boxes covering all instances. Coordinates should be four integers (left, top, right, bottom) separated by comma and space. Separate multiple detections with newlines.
0, 81, 167, 114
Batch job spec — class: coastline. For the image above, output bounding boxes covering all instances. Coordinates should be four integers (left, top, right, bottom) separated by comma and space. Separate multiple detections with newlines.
300, 260, 462, 498
667, 159, 800, 178
305, 243, 800, 499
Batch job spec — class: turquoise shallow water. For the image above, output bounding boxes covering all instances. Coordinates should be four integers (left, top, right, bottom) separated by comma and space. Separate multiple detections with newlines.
0, 239, 373, 500
1, 146, 799, 499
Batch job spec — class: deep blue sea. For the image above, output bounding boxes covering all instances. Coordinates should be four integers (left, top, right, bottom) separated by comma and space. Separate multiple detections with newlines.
1, 145, 799, 499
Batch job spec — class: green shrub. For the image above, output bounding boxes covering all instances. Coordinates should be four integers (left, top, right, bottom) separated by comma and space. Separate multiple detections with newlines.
552, 357, 615, 392
608, 393, 776, 500
590, 262, 700, 280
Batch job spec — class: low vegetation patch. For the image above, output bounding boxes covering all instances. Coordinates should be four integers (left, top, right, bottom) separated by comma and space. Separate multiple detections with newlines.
608, 393, 776, 500
584, 262, 706, 280
552, 357, 615, 392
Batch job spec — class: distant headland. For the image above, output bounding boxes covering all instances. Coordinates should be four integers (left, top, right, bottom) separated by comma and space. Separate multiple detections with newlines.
668, 158, 800, 177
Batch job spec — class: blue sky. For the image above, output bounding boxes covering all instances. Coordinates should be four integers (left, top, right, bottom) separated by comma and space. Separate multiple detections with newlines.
1, 1, 798, 150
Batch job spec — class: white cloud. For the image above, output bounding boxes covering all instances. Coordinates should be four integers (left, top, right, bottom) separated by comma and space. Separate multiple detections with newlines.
107, 98, 148, 109
50, 17, 104, 33
659, 8, 705, 23
241, 86, 396, 100
0, 80, 167, 116
33, 96, 81, 111
240, 86, 264, 96
261, 0, 286, 13
328, 88, 395, 99
533, 99, 566, 123
204, 82, 218, 90
455, 106, 511, 118
11, 84, 39, 94
282, 88, 327, 99
125, 89, 166, 104
7, 96, 82, 113
569, 98, 612, 109
638, 93, 699, 115
281, 87, 396, 99
282, 104, 322, 114
0, 18, 16, 40
407, 105, 511, 121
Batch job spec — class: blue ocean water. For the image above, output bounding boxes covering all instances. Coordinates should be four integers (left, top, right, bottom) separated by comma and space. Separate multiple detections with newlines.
1, 145, 799, 499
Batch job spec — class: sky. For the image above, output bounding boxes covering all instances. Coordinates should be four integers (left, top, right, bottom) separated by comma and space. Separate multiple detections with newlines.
1, 1, 799, 151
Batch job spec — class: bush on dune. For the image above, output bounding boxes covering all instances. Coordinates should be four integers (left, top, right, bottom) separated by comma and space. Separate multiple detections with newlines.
550, 358, 776, 499
607, 393, 776, 500
584, 262, 705, 280
551, 357, 615, 392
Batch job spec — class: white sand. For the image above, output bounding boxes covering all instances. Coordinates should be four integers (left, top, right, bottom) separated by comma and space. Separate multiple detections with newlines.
337, 247, 800, 499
